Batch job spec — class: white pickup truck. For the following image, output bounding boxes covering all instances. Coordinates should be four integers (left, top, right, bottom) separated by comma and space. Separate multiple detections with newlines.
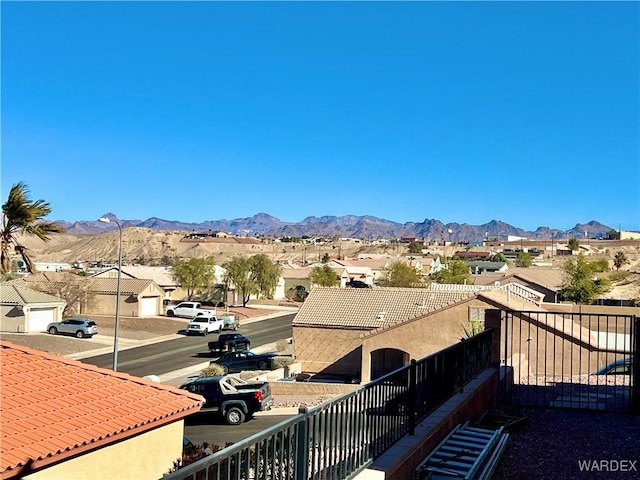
186, 314, 224, 336
165, 302, 216, 319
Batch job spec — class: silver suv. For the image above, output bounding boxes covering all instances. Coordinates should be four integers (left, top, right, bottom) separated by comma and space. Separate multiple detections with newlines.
47, 317, 98, 339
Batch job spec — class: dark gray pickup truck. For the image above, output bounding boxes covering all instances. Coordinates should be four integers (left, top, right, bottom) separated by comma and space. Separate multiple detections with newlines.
179, 375, 273, 425
207, 333, 251, 353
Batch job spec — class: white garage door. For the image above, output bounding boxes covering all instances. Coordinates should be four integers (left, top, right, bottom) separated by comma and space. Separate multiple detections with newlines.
28, 308, 55, 332
140, 297, 158, 316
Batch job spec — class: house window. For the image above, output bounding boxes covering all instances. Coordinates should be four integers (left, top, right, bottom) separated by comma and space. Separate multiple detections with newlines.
469, 308, 486, 323
464, 307, 486, 337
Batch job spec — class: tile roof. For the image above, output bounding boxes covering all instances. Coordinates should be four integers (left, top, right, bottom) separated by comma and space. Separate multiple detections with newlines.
0, 284, 65, 306
292, 287, 475, 329
281, 267, 313, 279
85, 278, 159, 295
92, 266, 178, 287
0, 341, 202, 478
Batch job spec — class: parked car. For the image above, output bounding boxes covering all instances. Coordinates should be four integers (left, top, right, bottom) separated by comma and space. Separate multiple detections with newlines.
179, 374, 273, 425
47, 317, 98, 339
346, 280, 372, 288
208, 333, 251, 353
593, 358, 631, 375
209, 350, 280, 374
166, 302, 215, 319
186, 315, 223, 336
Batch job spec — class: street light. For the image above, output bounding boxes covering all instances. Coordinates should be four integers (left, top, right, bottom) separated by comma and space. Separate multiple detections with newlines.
98, 216, 122, 371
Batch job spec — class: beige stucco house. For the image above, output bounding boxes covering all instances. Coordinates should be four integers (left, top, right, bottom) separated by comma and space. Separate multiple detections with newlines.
292, 281, 609, 383
15, 272, 164, 317
0, 284, 66, 333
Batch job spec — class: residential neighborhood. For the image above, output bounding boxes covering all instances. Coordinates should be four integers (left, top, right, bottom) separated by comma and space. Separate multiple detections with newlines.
3, 1, 639, 477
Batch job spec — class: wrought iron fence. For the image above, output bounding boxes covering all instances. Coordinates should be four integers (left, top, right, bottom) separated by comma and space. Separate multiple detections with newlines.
500, 310, 637, 412
164, 329, 494, 480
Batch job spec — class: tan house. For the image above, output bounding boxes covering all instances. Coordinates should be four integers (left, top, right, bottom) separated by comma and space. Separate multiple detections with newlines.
292, 286, 488, 382
291, 281, 603, 383
89, 278, 165, 317
91, 265, 180, 301
0, 340, 202, 480
0, 285, 66, 333
16, 273, 164, 317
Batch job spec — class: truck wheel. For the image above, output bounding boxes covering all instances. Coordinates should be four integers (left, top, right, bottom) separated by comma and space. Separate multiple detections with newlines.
225, 407, 245, 425
257, 360, 269, 370
203, 330, 208, 336
221, 365, 229, 374
167, 310, 175, 317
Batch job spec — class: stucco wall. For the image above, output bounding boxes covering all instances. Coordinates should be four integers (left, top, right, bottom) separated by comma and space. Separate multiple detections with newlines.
361, 299, 491, 382
502, 314, 604, 379
294, 299, 493, 383
293, 327, 364, 377
90, 293, 141, 317
25, 421, 184, 480
1, 305, 25, 332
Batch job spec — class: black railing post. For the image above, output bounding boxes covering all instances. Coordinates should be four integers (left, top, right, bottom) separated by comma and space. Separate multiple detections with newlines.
409, 359, 417, 435
460, 337, 466, 393
295, 407, 309, 480
632, 316, 640, 414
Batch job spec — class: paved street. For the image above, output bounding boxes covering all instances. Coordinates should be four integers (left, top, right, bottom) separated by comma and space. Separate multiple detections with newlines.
80, 313, 295, 379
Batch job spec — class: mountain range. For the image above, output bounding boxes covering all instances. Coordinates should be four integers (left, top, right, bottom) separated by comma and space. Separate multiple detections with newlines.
58, 213, 614, 242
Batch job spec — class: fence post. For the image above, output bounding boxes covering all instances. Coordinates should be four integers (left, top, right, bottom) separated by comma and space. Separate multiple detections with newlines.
409, 359, 417, 435
460, 337, 466, 394
632, 316, 640, 414
296, 407, 309, 480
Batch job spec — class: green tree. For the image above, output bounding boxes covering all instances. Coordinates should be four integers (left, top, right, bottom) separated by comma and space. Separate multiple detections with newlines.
380, 261, 422, 287
591, 258, 610, 272
568, 237, 580, 251
559, 253, 612, 304
515, 252, 532, 267
309, 264, 339, 287
321, 252, 331, 263
224, 256, 257, 307
172, 256, 217, 300
1, 182, 65, 274
613, 251, 628, 271
491, 253, 507, 263
249, 254, 282, 299
407, 241, 422, 254
431, 259, 471, 285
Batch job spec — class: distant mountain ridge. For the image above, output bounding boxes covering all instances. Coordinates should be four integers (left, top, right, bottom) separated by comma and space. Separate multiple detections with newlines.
57, 213, 614, 242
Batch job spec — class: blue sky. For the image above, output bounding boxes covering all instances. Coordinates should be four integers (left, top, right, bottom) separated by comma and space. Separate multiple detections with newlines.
2, 1, 639, 231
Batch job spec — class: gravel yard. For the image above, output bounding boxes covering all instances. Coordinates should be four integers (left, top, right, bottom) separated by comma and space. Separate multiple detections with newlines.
493, 406, 640, 480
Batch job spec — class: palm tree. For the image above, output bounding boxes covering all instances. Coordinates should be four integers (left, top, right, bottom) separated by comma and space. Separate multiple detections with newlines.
1, 182, 65, 274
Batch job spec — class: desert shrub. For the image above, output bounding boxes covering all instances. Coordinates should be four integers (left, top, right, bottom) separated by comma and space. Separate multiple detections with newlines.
200, 364, 226, 377
607, 270, 631, 282
275, 339, 290, 352
271, 356, 295, 369
591, 258, 610, 272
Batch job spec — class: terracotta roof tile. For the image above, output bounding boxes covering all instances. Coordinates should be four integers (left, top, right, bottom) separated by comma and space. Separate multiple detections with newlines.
293, 287, 475, 329
0, 341, 202, 478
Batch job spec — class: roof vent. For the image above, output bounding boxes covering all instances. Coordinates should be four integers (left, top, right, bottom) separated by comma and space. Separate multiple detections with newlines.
376, 311, 386, 322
